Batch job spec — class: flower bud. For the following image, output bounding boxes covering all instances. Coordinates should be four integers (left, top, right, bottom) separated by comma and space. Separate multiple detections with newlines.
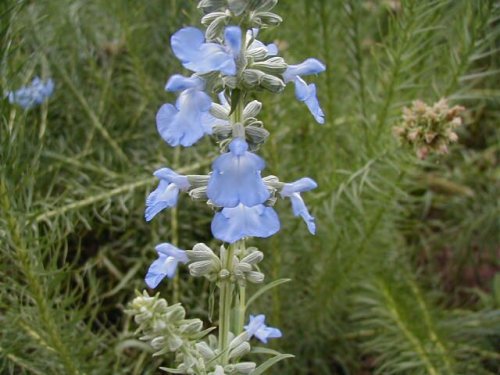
150, 336, 165, 350
189, 260, 218, 277
243, 100, 262, 119
228, 341, 251, 360
234, 362, 257, 374
236, 262, 252, 273
198, 0, 226, 13
229, 331, 249, 350
187, 175, 210, 188
179, 319, 203, 335
241, 250, 264, 265
195, 341, 215, 360
246, 271, 265, 284
256, 0, 278, 12
167, 304, 186, 322
189, 186, 208, 200
246, 46, 268, 60
201, 11, 226, 25
251, 11, 282, 27
210, 103, 230, 120
167, 334, 183, 351
261, 74, 285, 92
251, 57, 287, 74
205, 15, 229, 41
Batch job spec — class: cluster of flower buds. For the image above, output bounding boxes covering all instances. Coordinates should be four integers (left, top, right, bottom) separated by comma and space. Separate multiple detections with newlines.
128, 292, 270, 374
393, 98, 465, 159
7, 76, 54, 109
127, 292, 208, 358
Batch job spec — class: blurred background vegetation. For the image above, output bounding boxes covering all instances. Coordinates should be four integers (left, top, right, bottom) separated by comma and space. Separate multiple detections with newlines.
1, 0, 498, 374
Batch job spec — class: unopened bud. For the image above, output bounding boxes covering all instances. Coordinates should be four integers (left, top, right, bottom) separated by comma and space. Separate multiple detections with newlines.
243, 100, 262, 119
234, 362, 257, 374
246, 271, 265, 284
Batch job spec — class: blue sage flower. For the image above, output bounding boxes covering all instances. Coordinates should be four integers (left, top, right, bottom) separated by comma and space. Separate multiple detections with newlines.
280, 177, 317, 234
145, 168, 190, 221
244, 314, 282, 344
211, 203, 280, 243
156, 80, 214, 147
8, 77, 54, 109
283, 58, 325, 124
207, 138, 270, 208
145, 243, 189, 288
171, 26, 242, 75
247, 29, 278, 56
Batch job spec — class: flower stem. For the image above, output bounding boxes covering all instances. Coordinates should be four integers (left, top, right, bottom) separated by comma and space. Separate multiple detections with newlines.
218, 244, 235, 364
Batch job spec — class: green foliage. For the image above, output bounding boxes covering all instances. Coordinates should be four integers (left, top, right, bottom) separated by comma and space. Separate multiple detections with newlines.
1, 0, 498, 374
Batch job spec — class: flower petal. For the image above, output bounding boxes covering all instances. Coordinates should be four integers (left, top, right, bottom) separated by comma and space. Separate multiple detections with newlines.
196, 43, 236, 75
211, 204, 280, 243
165, 74, 205, 92
224, 26, 242, 57
155, 243, 189, 263
153, 168, 190, 190
293, 77, 324, 124
289, 193, 316, 234
281, 177, 318, 196
171, 27, 206, 64
145, 181, 179, 221
283, 58, 326, 82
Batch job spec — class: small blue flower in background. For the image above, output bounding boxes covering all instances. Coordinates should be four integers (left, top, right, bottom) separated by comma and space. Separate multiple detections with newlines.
280, 177, 318, 234
244, 314, 282, 344
171, 26, 242, 76
283, 58, 326, 124
211, 203, 280, 243
8, 76, 54, 109
145, 168, 190, 221
145, 243, 189, 289
156, 75, 214, 147
207, 138, 270, 208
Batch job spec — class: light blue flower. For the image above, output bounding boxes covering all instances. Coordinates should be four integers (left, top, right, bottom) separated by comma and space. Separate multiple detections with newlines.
8, 77, 54, 109
283, 58, 325, 124
207, 138, 270, 207
280, 177, 317, 234
145, 243, 189, 288
244, 314, 282, 344
211, 203, 280, 243
156, 84, 214, 147
145, 168, 190, 221
247, 28, 278, 56
171, 26, 242, 75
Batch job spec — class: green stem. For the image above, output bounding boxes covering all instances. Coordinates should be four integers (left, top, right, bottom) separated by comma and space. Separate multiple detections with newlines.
171, 147, 181, 303
234, 239, 247, 334
218, 244, 235, 364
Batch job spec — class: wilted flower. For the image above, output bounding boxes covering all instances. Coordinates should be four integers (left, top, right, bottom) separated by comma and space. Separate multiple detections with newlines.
280, 177, 318, 234
8, 76, 54, 109
211, 204, 280, 243
145, 168, 190, 221
283, 58, 326, 123
393, 98, 465, 159
244, 314, 282, 344
207, 138, 270, 208
145, 243, 189, 288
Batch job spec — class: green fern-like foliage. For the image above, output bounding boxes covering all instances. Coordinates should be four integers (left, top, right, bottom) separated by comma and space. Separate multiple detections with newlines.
1, 0, 498, 374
